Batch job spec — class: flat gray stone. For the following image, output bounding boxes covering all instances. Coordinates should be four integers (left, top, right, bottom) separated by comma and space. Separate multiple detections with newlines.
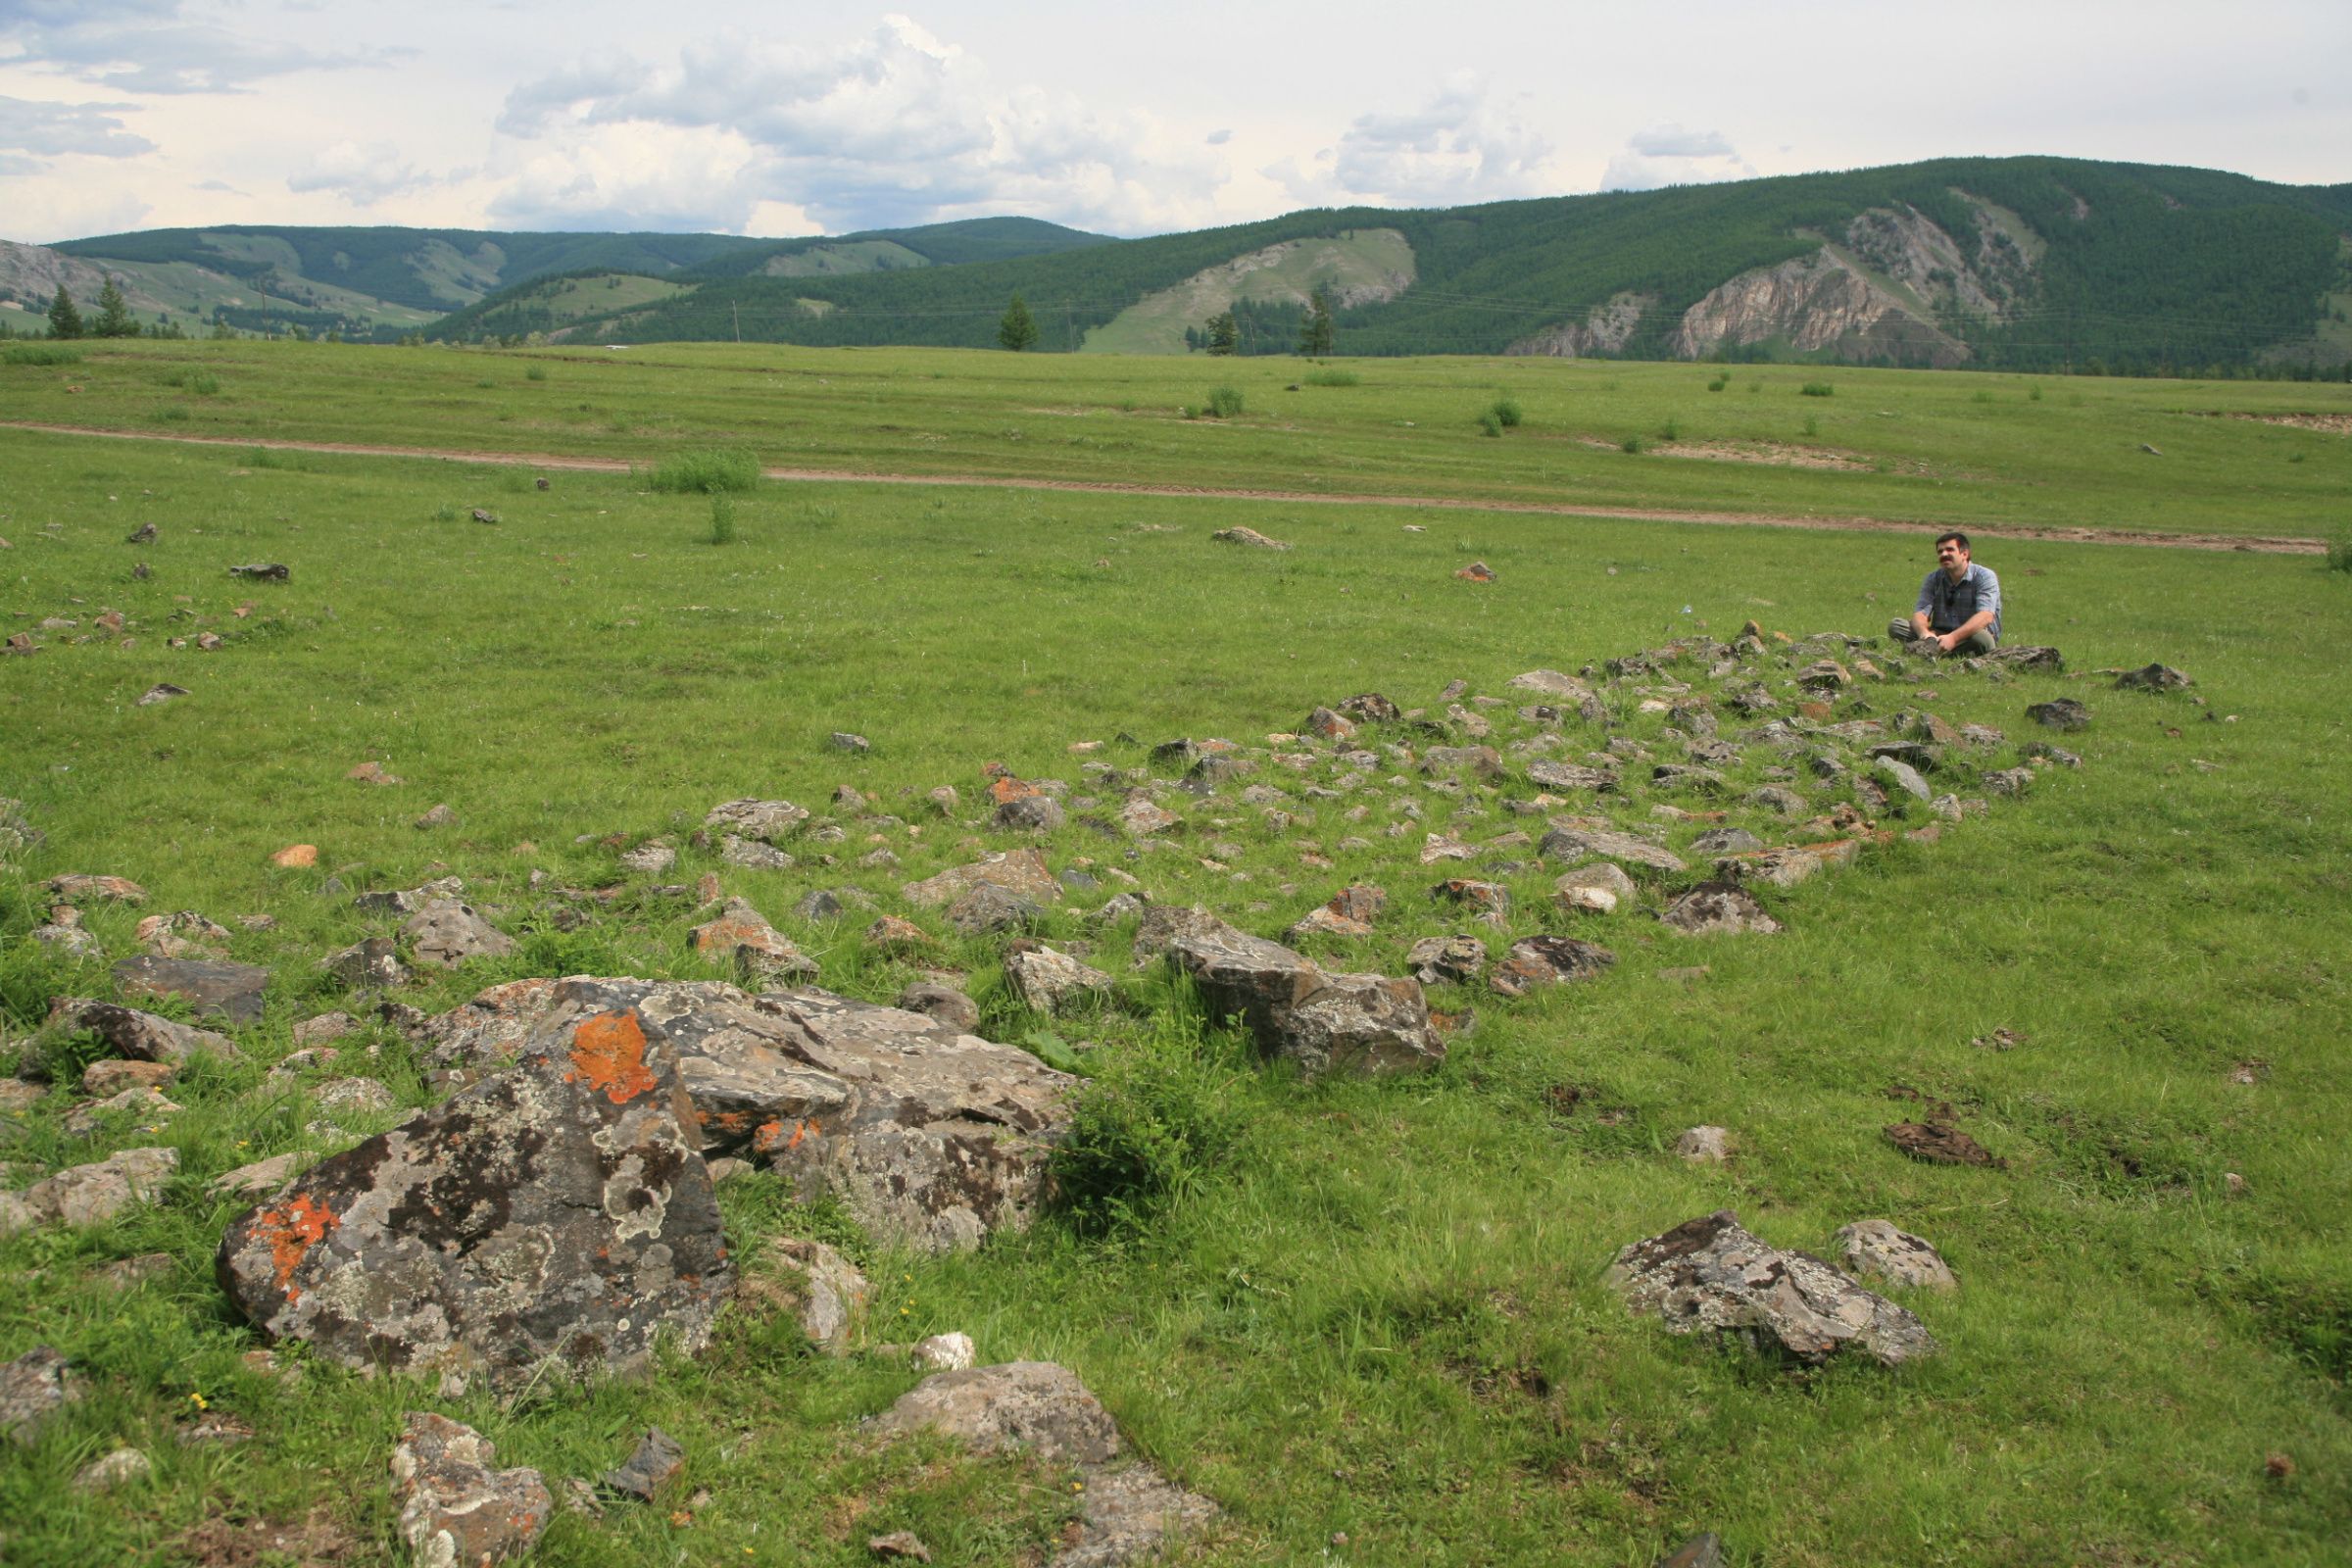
111, 955, 270, 1025
1835, 1219, 1956, 1292
0, 1347, 81, 1445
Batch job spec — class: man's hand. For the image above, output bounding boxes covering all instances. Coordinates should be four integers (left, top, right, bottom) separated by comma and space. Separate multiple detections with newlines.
1931, 632, 1955, 653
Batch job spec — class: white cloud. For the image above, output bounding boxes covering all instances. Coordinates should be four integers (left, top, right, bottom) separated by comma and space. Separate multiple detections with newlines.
1264, 74, 1560, 208
285, 139, 435, 205
0, 94, 156, 159
1205, 127, 1231, 145
0, 0, 386, 94
492, 16, 1226, 234
1600, 122, 1757, 191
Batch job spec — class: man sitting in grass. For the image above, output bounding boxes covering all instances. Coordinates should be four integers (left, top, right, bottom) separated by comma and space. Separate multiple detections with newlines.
1889, 530, 2000, 655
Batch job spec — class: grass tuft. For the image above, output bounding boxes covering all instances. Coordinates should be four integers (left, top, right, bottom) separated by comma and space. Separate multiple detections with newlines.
3, 343, 79, 366
649, 447, 761, 494
1204, 386, 1245, 418
1303, 368, 1360, 387
1800, 380, 1836, 397
709, 494, 738, 545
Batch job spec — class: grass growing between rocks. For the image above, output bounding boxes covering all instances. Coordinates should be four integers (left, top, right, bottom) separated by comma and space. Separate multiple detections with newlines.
0, 417, 2348, 1565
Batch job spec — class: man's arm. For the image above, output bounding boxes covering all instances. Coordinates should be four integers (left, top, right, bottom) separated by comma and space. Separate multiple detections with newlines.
1933, 567, 1998, 650
1913, 572, 1938, 638
1934, 608, 1995, 651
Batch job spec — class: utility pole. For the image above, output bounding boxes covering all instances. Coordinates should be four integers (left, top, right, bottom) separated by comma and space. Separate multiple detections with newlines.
733, 302, 742, 343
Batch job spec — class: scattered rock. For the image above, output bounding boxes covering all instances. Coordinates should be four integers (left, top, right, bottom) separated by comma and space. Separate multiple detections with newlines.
1884, 1121, 2006, 1169
316, 1076, 396, 1115
391, 1412, 553, 1568
872, 1360, 1118, 1462
0, 1347, 82, 1445
0, 1147, 177, 1236
1431, 877, 1509, 914
1982, 767, 2034, 798
1422, 744, 1503, 778
415, 804, 457, 830
1004, 946, 1114, 1014
81, 1058, 176, 1097
1454, 561, 1495, 582
136, 682, 189, 707
747, 1238, 870, 1354
1141, 906, 1445, 1075
1659, 881, 1784, 936
1677, 1126, 1732, 1164
1525, 760, 1617, 791
270, 844, 319, 868
896, 983, 979, 1032
74, 1446, 152, 1491
319, 936, 409, 990
228, 562, 290, 581
617, 841, 676, 874
1404, 933, 1488, 987
1657, 1534, 1726, 1568
45, 873, 147, 904
98, 1251, 175, 1291
947, 881, 1046, 936
995, 794, 1066, 833
1211, 526, 1291, 550
402, 899, 516, 968
1713, 847, 1824, 890
870, 1530, 933, 1562
866, 914, 934, 952
1608, 1209, 1938, 1366
346, 760, 403, 786
692, 897, 821, 982
1540, 827, 1687, 876
904, 846, 1058, 908
210, 1151, 312, 1200
63, 1086, 183, 1137
1339, 693, 1401, 723
2116, 663, 2191, 691
1875, 756, 1931, 801
1834, 1219, 1956, 1291
292, 1011, 357, 1048
706, 798, 810, 844
2026, 698, 2091, 732
913, 1332, 977, 1371
1489, 935, 1616, 996
832, 731, 871, 753
217, 984, 734, 1387
602, 1427, 686, 1502
44, 997, 241, 1063
1301, 706, 1356, 741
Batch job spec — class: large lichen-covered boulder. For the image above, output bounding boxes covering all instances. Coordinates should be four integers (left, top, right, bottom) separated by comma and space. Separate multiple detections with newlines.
215, 980, 733, 1389
1607, 1209, 1938, 1367
751, 987, 1077, 1254
407, 978, 1077, 1255
1136, 906, 1445, 1076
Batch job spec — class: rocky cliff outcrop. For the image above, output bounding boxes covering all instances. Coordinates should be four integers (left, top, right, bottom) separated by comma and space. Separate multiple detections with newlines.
1506, 291, 1657, 358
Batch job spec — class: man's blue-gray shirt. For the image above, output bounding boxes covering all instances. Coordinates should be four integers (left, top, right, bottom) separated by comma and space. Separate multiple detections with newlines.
1917, 564, 2001, 642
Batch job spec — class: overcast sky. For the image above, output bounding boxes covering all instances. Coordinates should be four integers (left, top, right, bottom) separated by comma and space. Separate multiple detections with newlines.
2, 0, 2346, 244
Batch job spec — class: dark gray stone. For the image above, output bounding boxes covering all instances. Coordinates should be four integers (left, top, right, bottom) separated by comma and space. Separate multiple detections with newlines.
946, 881, 1046, 936
42, 998, 241, 1063
1660, 881, 1785, 935
1689, 827, 1763, 857
318, 937, 409, 990
1488, 935, 1616, 996
216, 981, 734, 1388
0, 1347, 81, 1446
2116, 663, 2191, 691
602, 1428, 685, 1501
112, 955, 270, 1025
896, 983, 980, 1033
1541, 827, 1687, 876
2026, 699, 2091, 732
994, 794, 1066, 833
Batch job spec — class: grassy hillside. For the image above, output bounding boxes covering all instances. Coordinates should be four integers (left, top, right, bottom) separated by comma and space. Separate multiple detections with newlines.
3, 338, 2346, 543
0, 346, 2347, 1563
512, 158, 2352, 373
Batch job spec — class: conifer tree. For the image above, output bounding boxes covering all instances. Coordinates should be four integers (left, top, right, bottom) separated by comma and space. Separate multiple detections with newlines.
997, 293, 1040, 352
92, 276, 137, 338
1204, 311, 1238, 356
1297, 285, 1335, 356
46, 285, 83, 340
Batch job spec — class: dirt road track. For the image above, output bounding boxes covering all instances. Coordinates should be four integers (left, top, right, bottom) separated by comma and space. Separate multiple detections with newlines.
1, 420, 2325, 555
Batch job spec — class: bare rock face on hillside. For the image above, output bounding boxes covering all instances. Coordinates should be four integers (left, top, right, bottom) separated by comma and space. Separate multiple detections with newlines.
1608, 1209, 1939, 1367
1137, 906, 1445, 1076
216, 981, 734, 1389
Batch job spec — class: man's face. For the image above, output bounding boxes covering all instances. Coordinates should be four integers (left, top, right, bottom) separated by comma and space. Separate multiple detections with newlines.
1936, 540, 1970, 575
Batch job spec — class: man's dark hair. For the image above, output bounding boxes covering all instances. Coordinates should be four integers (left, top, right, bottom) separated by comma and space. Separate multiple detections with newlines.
1936, 530, 1971, 551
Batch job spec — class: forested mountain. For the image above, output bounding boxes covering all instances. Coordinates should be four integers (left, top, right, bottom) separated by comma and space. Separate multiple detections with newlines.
465, 157, 2352, 373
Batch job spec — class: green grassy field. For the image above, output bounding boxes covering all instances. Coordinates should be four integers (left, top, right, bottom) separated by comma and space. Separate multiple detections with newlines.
0, 343, 2348, 1567
4, 339, 2349, 542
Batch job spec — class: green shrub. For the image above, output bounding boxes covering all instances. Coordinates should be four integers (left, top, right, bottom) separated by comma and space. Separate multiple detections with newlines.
1803, 416, 1820, 438
431, 504, 459, 522
1660, 417, 1681, 441
2030, 383, 2044, 401
1800, 381, 1836, 397
1204, 386, 1245, 418
1490, 397, 1522, 427
1706, 374, 1729, 392
1302, 368, 1360, 387
157, 403, 189, 421
649, 448, 761, 494
475, 377, 497, 389
525, 365, 548, 381
160, 371, 184, 388
710, 495, 738, 545
189, 372, 220, 396
2327, 533, 2352, 573
1621, 433, 1645, 454
1478, 414, 1502, 438
3, 343, 80, 367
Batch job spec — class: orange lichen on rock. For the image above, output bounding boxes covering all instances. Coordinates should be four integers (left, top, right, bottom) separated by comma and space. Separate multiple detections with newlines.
567, 1011, 658, 1104
254, 1193, 339, 1298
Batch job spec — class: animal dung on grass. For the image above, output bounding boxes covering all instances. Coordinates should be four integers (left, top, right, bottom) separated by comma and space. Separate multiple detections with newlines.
1607, 1209, 1939, 1367
345, 760, 403, 786
216, 983, 735, 1388
1884, 1120, 2007, 1168
1454, 561, 1495, 581
270, 844, 318, 867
